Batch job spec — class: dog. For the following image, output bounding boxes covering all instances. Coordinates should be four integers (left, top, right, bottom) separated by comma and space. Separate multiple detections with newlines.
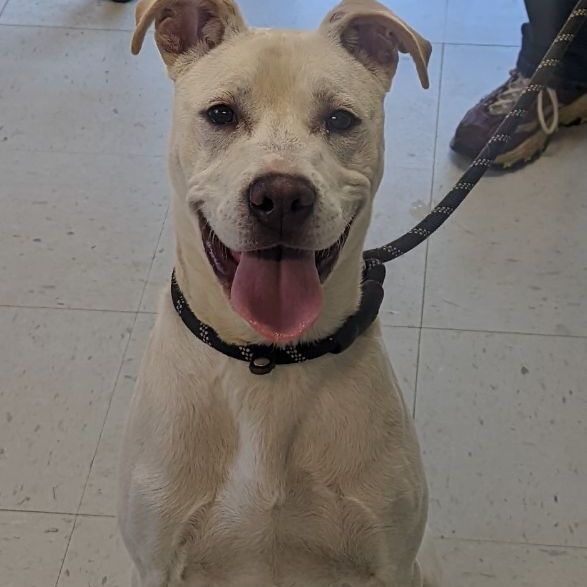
119, 1, 442, 585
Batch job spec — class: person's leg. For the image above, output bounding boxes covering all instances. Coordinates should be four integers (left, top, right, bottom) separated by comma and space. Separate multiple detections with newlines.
450, 0, 587, 169
518, 0, 587, 88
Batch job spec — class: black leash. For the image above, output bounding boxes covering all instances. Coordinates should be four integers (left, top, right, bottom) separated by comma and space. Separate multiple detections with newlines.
364, 0, 587, 267
172, 1, 587, 374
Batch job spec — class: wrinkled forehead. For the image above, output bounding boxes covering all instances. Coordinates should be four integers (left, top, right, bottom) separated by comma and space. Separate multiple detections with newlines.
177, 29, 384, 114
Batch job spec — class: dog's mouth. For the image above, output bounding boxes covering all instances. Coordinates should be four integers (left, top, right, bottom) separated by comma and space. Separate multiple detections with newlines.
198, 212, 351, 343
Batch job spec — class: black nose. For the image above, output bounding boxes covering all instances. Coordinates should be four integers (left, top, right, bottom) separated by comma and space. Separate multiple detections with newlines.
248, 174, 316, 233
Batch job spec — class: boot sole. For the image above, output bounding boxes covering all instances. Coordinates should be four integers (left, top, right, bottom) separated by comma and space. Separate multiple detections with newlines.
494, 93, 587, 171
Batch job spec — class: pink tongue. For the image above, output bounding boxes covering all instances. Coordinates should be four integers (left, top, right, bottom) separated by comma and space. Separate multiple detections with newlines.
231, 250, 323, 342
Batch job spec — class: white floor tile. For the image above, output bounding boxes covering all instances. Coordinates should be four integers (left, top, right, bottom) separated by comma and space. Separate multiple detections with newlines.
0, 0, 135, 30
382, 0, 448, 44
425, 45, 587, 336
445, 0, 526, 46
217, 0, 446, 43
386, 45, 443, 170
0, 25, 171, 156
366, 166, 430, 327
381, 326, 420, 412
80, 315, 155, 516
0, 308, 133, 512
238, 0, 335, 29
0, 149, 166, 311
140, 217, 173, 313
438, 538, 587, 587
57, 515, 131, 587
417, 329, 587, 546
0, 510, 74, 587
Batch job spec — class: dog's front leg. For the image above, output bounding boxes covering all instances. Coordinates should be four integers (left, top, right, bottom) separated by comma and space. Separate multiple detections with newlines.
130, 566, 172, 587
131, 567, 154, 587
119, 466, 182, 587
386, 526, 443, 587
417, 528, 443, 587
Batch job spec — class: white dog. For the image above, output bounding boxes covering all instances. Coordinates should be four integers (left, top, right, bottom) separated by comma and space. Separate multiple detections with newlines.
119, 1, 442, 585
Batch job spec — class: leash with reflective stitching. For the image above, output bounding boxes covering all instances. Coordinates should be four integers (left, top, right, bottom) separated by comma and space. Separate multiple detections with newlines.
363, 0, 587, 267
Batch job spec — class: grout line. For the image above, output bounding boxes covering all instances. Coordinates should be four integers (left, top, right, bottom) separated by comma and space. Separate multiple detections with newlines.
136, 205, 170, 312
0, 507, 115, 518
441, 0, 450, 44
411, 327, 423, 418
1, 303, 586, 341
0, 144, 166, 160
6, 507, 587, 553
444, 41, 520, 49
384, 323, 587, 341
0, 18, 521, 50
437, 535, 587, 552
0, 303, 139, 314
0, 303, 158, 316
6, 506, 587, 553
0, 21, 134, 33
413, 42, 446, 418
0, 0, 9, 19
421, 324, 587, 340
53, 515, 78, 587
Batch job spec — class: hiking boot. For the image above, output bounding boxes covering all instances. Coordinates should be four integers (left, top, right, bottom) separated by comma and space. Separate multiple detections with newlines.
450, 70, 587, 170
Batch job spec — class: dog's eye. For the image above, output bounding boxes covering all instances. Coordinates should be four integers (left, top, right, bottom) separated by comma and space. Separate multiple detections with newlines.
207, 104, 237, 126
325, 109, 359, 133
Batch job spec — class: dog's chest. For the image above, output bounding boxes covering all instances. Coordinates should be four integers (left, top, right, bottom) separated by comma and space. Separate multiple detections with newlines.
179, 406, 388, 585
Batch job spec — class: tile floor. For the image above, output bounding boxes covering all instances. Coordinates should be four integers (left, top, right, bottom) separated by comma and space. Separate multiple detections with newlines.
0, 0, 586, 586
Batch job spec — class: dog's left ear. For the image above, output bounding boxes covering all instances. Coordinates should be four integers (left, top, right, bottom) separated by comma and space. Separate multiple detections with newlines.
320, 0, 432, 90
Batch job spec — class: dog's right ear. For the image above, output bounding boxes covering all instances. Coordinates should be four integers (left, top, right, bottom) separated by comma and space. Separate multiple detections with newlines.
320, 0, 431, 90
131, 0, 246, 70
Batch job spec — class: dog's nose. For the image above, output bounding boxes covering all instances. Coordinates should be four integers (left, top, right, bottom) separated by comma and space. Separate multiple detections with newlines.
248, 174, 316, 232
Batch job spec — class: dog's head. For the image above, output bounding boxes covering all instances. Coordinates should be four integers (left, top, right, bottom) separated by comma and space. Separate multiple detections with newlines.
133, 0, 431, 343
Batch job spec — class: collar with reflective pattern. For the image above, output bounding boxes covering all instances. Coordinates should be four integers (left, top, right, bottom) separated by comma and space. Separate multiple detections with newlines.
170, 260, 385, 375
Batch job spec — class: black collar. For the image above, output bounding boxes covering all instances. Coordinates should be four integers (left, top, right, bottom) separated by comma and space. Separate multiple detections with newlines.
170, 259, 385, 375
